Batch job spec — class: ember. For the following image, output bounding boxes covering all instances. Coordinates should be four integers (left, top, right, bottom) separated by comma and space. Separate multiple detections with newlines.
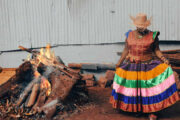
40, 76, 51, 96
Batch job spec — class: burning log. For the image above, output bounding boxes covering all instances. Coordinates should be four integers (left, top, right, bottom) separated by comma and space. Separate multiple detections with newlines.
31, 75, 52, 112
19, 45, 81, 79
26, 84, 40, 107
32, 88, 47, 112
0, 44, 89, 119
16, 72, 41, 106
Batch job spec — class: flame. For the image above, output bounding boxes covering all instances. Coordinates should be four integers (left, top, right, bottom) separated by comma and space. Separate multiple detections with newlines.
40, 48, 45, 56
34, 71, 41, 78
45, 44, 51, 59
40, 76, 51, 96
27, 54, 31, 61
37, 44, 56, 65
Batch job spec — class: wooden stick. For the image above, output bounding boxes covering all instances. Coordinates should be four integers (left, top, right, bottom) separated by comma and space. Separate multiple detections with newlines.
32, 88, 47, 113
27, 84, 40, 107
16, 77, 40, 106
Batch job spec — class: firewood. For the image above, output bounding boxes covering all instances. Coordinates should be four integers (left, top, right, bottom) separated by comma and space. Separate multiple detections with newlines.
85, 80, 96, 87
97, 63, 116, 70
81, 74, 95, 87
37, 62, 47, 75
39, 99, 62, 118
55, 56, 65, 65
49, 73, 78, 101
69, 63, 116, 70
68, 63, 82, 69
105, 70, 115, 81
54, 64, 81, 79
162, 49, 180, 54
44, 104, 57, 119
55, 61, 80, 74
16, 77, 41, 106
26, 84, 40, 107
172, 66, 180, 74
19, 46, 80, 77
25, 92, 31, 107
15, 61, 33, 83
38, 61, 80, 80
98, 76, 108, 88
81, 63, 98, 70
81, 74, 94, 81
32, 88, 47, 112
105, 70, 115, 87
174, 71, 180, 90
72, 69, 81, 73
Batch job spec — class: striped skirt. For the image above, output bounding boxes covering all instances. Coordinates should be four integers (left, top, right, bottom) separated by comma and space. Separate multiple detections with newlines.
110, 60, 180, 113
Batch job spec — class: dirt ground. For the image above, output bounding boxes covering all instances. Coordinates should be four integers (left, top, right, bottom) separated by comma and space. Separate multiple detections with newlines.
65, 87, 180, 120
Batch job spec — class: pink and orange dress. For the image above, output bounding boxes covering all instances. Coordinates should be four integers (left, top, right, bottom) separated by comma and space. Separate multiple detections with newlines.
110, 30, 180, 113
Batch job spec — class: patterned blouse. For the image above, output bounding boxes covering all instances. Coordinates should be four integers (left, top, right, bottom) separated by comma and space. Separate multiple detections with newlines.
125, 30, 160, 63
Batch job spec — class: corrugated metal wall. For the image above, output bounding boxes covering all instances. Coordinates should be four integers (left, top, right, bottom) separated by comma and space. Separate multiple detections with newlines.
1, 0, 180, 51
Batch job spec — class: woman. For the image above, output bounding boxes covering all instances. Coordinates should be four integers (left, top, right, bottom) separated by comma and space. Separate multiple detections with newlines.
110, 13, 180, 120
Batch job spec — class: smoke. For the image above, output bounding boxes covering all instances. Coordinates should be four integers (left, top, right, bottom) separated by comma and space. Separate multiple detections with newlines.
43, 66, 56, 77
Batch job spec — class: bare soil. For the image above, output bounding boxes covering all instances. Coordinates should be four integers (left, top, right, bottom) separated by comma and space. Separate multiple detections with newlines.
65, 87, 180, 120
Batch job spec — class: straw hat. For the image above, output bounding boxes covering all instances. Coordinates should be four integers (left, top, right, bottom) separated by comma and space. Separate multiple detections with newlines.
130, 13, 152, 28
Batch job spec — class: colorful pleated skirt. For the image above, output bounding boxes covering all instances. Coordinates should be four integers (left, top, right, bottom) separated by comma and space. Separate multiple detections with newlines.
110, 60, 180, 113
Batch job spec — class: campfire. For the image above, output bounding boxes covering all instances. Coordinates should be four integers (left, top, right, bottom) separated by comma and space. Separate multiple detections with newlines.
0, 44, 88, 119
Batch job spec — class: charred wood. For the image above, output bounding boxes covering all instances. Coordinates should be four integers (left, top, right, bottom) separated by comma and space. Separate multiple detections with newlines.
26, 84, 40, 107
49, 72, 78, 101
16, 77, 40, 106
55, 56, 65, 65
15, 61, 33, 83
32, 88, 47, 113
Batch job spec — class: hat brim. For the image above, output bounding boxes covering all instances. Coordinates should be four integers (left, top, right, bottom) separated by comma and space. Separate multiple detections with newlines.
130, 15, 152, 28
133, 20, 151, 28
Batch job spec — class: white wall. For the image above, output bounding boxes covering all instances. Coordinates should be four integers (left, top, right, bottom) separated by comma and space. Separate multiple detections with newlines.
0, 0, 180, 51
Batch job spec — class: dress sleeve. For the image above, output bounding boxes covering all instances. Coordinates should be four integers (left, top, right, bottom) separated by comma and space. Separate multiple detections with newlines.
125, 30, 132, 38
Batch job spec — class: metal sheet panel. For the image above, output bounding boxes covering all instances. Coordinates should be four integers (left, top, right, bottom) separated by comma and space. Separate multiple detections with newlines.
0, 0, 180, 51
